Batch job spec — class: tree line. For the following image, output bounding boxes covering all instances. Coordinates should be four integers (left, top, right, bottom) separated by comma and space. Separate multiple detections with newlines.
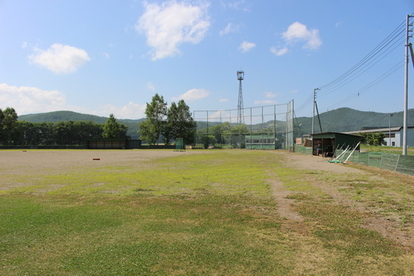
0, 108, 128, 146
1, 94, 198, 147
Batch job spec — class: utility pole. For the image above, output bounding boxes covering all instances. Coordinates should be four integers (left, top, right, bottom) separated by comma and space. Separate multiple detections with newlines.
389, 113, 393, 147
312, 88, 320, 135
403, 14, 413, 155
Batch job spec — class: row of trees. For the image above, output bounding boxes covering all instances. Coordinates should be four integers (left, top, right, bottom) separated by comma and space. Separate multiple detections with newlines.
0, 108, 127, 146
2, 96, 197, 147
139, 94, 196, 145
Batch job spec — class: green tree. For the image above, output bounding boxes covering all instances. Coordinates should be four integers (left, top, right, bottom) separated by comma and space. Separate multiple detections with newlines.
0, 107, 19, 145
139, 94, 167, 145
359, 132, 385, 146
166, 100, 196, 145
138, 119, 158, 145
195, 127, 216, 149
103, 114, 127, 139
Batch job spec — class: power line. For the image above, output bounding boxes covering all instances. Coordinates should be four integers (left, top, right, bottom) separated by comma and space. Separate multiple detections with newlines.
324, 60, 404, 110
319, 20, 405, 92
296, 20, 407, 118
319, 36, 405, 97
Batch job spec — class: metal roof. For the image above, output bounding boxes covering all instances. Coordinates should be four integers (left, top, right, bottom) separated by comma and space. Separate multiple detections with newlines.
310, 132, 362, 138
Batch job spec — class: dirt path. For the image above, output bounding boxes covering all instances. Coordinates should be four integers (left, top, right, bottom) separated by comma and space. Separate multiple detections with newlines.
271, 151, 414, 249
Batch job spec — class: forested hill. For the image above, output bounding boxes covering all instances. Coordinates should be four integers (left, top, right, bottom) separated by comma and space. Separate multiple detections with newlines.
295, 107, 414, 135
19, 111, 144, 139
19, 111, 109, 124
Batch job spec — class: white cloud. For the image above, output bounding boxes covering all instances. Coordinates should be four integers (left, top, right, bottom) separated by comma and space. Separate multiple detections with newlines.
265, 92, 277, 98
172, 88, 210, 101
136, 1, 210, 60
272, 22, 322, 56
219, 98, 229, 102
239, 41, 256, 53
222, 0, 250, 12
282, 22, 322, 50
0, 83, 147, 119
220, 23, 240, 35
99, 102, 146, 119
29, 43, 90, 74
254, 100, 277, 105
0, 83, 66, 114
270, 46, 288, 56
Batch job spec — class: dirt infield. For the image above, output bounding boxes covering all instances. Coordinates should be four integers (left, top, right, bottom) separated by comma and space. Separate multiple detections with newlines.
280, 151, 363, 174
0, 149, 358, 174
0, 149, 201, 174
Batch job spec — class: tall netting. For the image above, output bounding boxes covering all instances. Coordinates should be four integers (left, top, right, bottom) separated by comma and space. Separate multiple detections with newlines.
193, 100, 294, 149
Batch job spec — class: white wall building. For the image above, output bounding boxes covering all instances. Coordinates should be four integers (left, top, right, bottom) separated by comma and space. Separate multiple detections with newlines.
344, 127, 414, 147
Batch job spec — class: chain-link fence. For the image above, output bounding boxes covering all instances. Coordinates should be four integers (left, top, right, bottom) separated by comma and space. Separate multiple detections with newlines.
193, 101, 294, 149
343, 151, 414, 176
295, 146, 414, 176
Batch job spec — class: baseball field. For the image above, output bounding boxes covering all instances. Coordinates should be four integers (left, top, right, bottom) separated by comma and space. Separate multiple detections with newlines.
1, 149, 413, 275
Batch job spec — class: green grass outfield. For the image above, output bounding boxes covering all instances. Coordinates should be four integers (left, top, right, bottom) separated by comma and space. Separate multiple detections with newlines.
1, 150, 413, 275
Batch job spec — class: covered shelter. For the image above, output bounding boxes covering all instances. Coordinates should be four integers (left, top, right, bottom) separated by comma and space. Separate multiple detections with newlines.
311, 132, 362, 157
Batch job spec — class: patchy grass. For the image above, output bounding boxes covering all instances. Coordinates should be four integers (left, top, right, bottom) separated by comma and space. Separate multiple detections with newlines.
1, 150, 414, 275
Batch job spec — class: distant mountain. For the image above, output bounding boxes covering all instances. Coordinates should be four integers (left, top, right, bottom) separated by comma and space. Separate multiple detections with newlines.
19, 111, 109, 124
18, 108, 414, 138
295, 107, 414, 136
19, 111, 144, 139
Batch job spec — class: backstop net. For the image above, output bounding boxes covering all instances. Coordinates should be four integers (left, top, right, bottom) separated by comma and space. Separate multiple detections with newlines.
193, 100, 294, 150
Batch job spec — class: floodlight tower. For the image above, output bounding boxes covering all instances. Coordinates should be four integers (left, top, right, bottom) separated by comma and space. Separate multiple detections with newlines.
237, 70, 244, 124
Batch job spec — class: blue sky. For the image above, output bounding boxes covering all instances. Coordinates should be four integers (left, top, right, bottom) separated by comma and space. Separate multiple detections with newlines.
0, 0, 413, 119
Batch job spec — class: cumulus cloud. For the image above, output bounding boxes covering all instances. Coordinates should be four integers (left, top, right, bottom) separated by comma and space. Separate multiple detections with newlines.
220, 23, 240, 35
282, 22, 322, 49
0, 83, 66, 114
28, 43, 90, 74
239, 41, 256, 53
136, 1, 210, 60
0, 83, 147, 119
272, 22, 322, 56
172, 88, 210, 101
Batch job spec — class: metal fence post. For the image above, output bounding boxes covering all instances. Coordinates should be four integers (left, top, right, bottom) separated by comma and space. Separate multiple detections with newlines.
394, 155, 401, 172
